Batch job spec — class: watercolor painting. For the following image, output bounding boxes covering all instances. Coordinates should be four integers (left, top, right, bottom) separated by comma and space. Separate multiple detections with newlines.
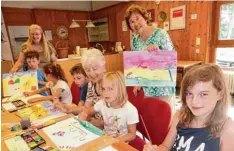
43, 117, 100, 150
124, 51, 177, 87
17, 101, 65, 122
2, 71, 38, 97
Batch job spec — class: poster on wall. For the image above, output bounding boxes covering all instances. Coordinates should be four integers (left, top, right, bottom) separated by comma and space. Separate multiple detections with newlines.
170, 5, 186, 30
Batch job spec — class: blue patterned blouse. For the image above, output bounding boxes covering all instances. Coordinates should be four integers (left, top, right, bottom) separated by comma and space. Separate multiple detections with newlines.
131, 28, 175, 97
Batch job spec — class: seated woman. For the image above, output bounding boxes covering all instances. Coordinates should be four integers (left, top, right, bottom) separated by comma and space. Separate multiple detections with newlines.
55, 48, 106, 128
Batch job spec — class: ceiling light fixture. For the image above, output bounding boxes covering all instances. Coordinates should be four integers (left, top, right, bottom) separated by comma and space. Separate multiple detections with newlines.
69, 19, 95, 28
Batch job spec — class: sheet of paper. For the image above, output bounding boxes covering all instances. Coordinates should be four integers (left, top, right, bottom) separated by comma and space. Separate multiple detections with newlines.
2, 71, 38, 97
43, 117, 100, 150
17, 101, 66, 124
2, 103, 16, 111
45, 30, 53, 40
4, 136, 30, 151
99, 146, 118, 151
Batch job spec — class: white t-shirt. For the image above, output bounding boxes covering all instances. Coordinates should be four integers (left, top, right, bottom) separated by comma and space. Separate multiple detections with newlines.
51, 80, 72, 105
94, 100, 139, 136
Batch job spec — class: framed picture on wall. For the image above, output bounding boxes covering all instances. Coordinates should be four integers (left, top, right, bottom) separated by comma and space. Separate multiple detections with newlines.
147, 9, 155, 22
170, 5, 186, 30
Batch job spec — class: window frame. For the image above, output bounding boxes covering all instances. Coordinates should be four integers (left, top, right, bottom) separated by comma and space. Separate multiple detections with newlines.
214, 1, 234, 47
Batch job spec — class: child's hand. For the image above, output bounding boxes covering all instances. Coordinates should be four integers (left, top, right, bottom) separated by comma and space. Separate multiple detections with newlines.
28, 98, 38, 103
78, 111, 88, 121
53, 96, 60, 104
143, 143, 158, 151
105, 131, 119, 138
54, 102, 68, 113
46, 81, 53, 88
23, 92, 33, 97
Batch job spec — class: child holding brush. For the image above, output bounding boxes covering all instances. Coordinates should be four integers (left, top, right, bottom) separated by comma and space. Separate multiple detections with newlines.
24, 63, 72, 105
79, 71, 139, 143
143, 64, 234, 151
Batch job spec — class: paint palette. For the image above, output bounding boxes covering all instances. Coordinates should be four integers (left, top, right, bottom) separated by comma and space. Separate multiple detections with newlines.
12, 100, 26, 108
21, 130, 45, 149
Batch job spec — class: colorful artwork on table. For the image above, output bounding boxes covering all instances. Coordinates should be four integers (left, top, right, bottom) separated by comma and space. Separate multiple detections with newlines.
2, 71, 38, 97
124, 51, 177, 87
17, 101, 65, 123
43, 117, 100, 150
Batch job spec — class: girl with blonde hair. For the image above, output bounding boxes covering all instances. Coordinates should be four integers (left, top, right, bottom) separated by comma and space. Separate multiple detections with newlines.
11, 24, 57, 72
144, 64, 234, 151
79, 71, 139, 143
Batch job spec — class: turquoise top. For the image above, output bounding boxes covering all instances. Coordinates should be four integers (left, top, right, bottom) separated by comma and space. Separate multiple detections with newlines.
132, 28, 175, 97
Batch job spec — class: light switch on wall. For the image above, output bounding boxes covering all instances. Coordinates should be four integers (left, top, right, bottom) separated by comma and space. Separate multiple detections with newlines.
196, 37, 200, 46
196, 49, 200, 54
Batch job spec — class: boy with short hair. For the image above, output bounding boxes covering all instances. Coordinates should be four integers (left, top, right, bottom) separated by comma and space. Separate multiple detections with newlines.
25, 51, 48, 96
70, 64, 88, 106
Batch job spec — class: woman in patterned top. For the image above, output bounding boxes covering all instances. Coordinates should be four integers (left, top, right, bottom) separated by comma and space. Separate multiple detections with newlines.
10, 24, 57, 72
125, 5, 175, 109
55, 48, 106, 128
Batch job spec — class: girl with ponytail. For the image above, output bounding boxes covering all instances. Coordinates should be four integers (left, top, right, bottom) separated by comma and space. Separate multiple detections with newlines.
24, 63, 72, 105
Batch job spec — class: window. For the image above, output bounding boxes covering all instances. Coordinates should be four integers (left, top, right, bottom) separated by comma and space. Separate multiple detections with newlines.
214, 2, 234, 67
219, 3, 234, 40
216, 48, 234, 67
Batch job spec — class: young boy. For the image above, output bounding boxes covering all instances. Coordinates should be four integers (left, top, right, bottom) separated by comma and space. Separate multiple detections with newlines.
70, 64, 88, 106
25, 51, 48, 96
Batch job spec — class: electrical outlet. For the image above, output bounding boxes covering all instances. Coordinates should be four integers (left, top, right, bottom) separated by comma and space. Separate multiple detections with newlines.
196, 37, 200, 46
191, 14, 197, 19
196, 49, 200, 54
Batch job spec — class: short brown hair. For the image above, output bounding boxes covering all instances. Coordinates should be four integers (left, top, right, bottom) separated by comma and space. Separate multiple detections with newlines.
25, 51, 39, 60
124, 5, 150, 30
70, 64, 86, 76
179, 64, 229, 138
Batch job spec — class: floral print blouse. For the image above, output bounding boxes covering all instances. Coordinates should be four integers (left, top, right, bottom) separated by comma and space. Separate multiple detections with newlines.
131, 28, 175, 97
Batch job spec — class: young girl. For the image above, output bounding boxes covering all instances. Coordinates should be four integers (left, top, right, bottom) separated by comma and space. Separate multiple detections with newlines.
24, 63, 72, 105
79, 71, 139, 143
144, 64, 234, 151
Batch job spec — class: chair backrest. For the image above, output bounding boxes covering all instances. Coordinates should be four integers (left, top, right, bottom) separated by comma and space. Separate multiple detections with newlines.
70, 82, 80, 105
138, 97, 172, 145
126, 86, 144, 111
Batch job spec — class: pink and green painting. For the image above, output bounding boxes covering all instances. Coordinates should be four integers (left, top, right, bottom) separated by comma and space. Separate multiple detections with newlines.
124, 51, 177, 87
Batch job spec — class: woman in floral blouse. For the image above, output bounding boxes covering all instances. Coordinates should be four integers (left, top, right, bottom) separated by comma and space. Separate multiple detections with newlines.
125, 5, 175, 110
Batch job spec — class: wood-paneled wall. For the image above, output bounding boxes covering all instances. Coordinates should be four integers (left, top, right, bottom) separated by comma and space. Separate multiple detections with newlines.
2, 1, 215, 63
2, 7, 89, 54
91, 1, 214, 63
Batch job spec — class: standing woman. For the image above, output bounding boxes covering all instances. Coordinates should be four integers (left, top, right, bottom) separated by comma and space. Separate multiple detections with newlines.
125, 5, 175, 110
10, 24, 57, 72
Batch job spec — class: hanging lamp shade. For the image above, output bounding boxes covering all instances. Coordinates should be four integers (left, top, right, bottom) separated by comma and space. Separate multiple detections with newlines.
86, 21, 95, 28
69, 20, 80, 28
